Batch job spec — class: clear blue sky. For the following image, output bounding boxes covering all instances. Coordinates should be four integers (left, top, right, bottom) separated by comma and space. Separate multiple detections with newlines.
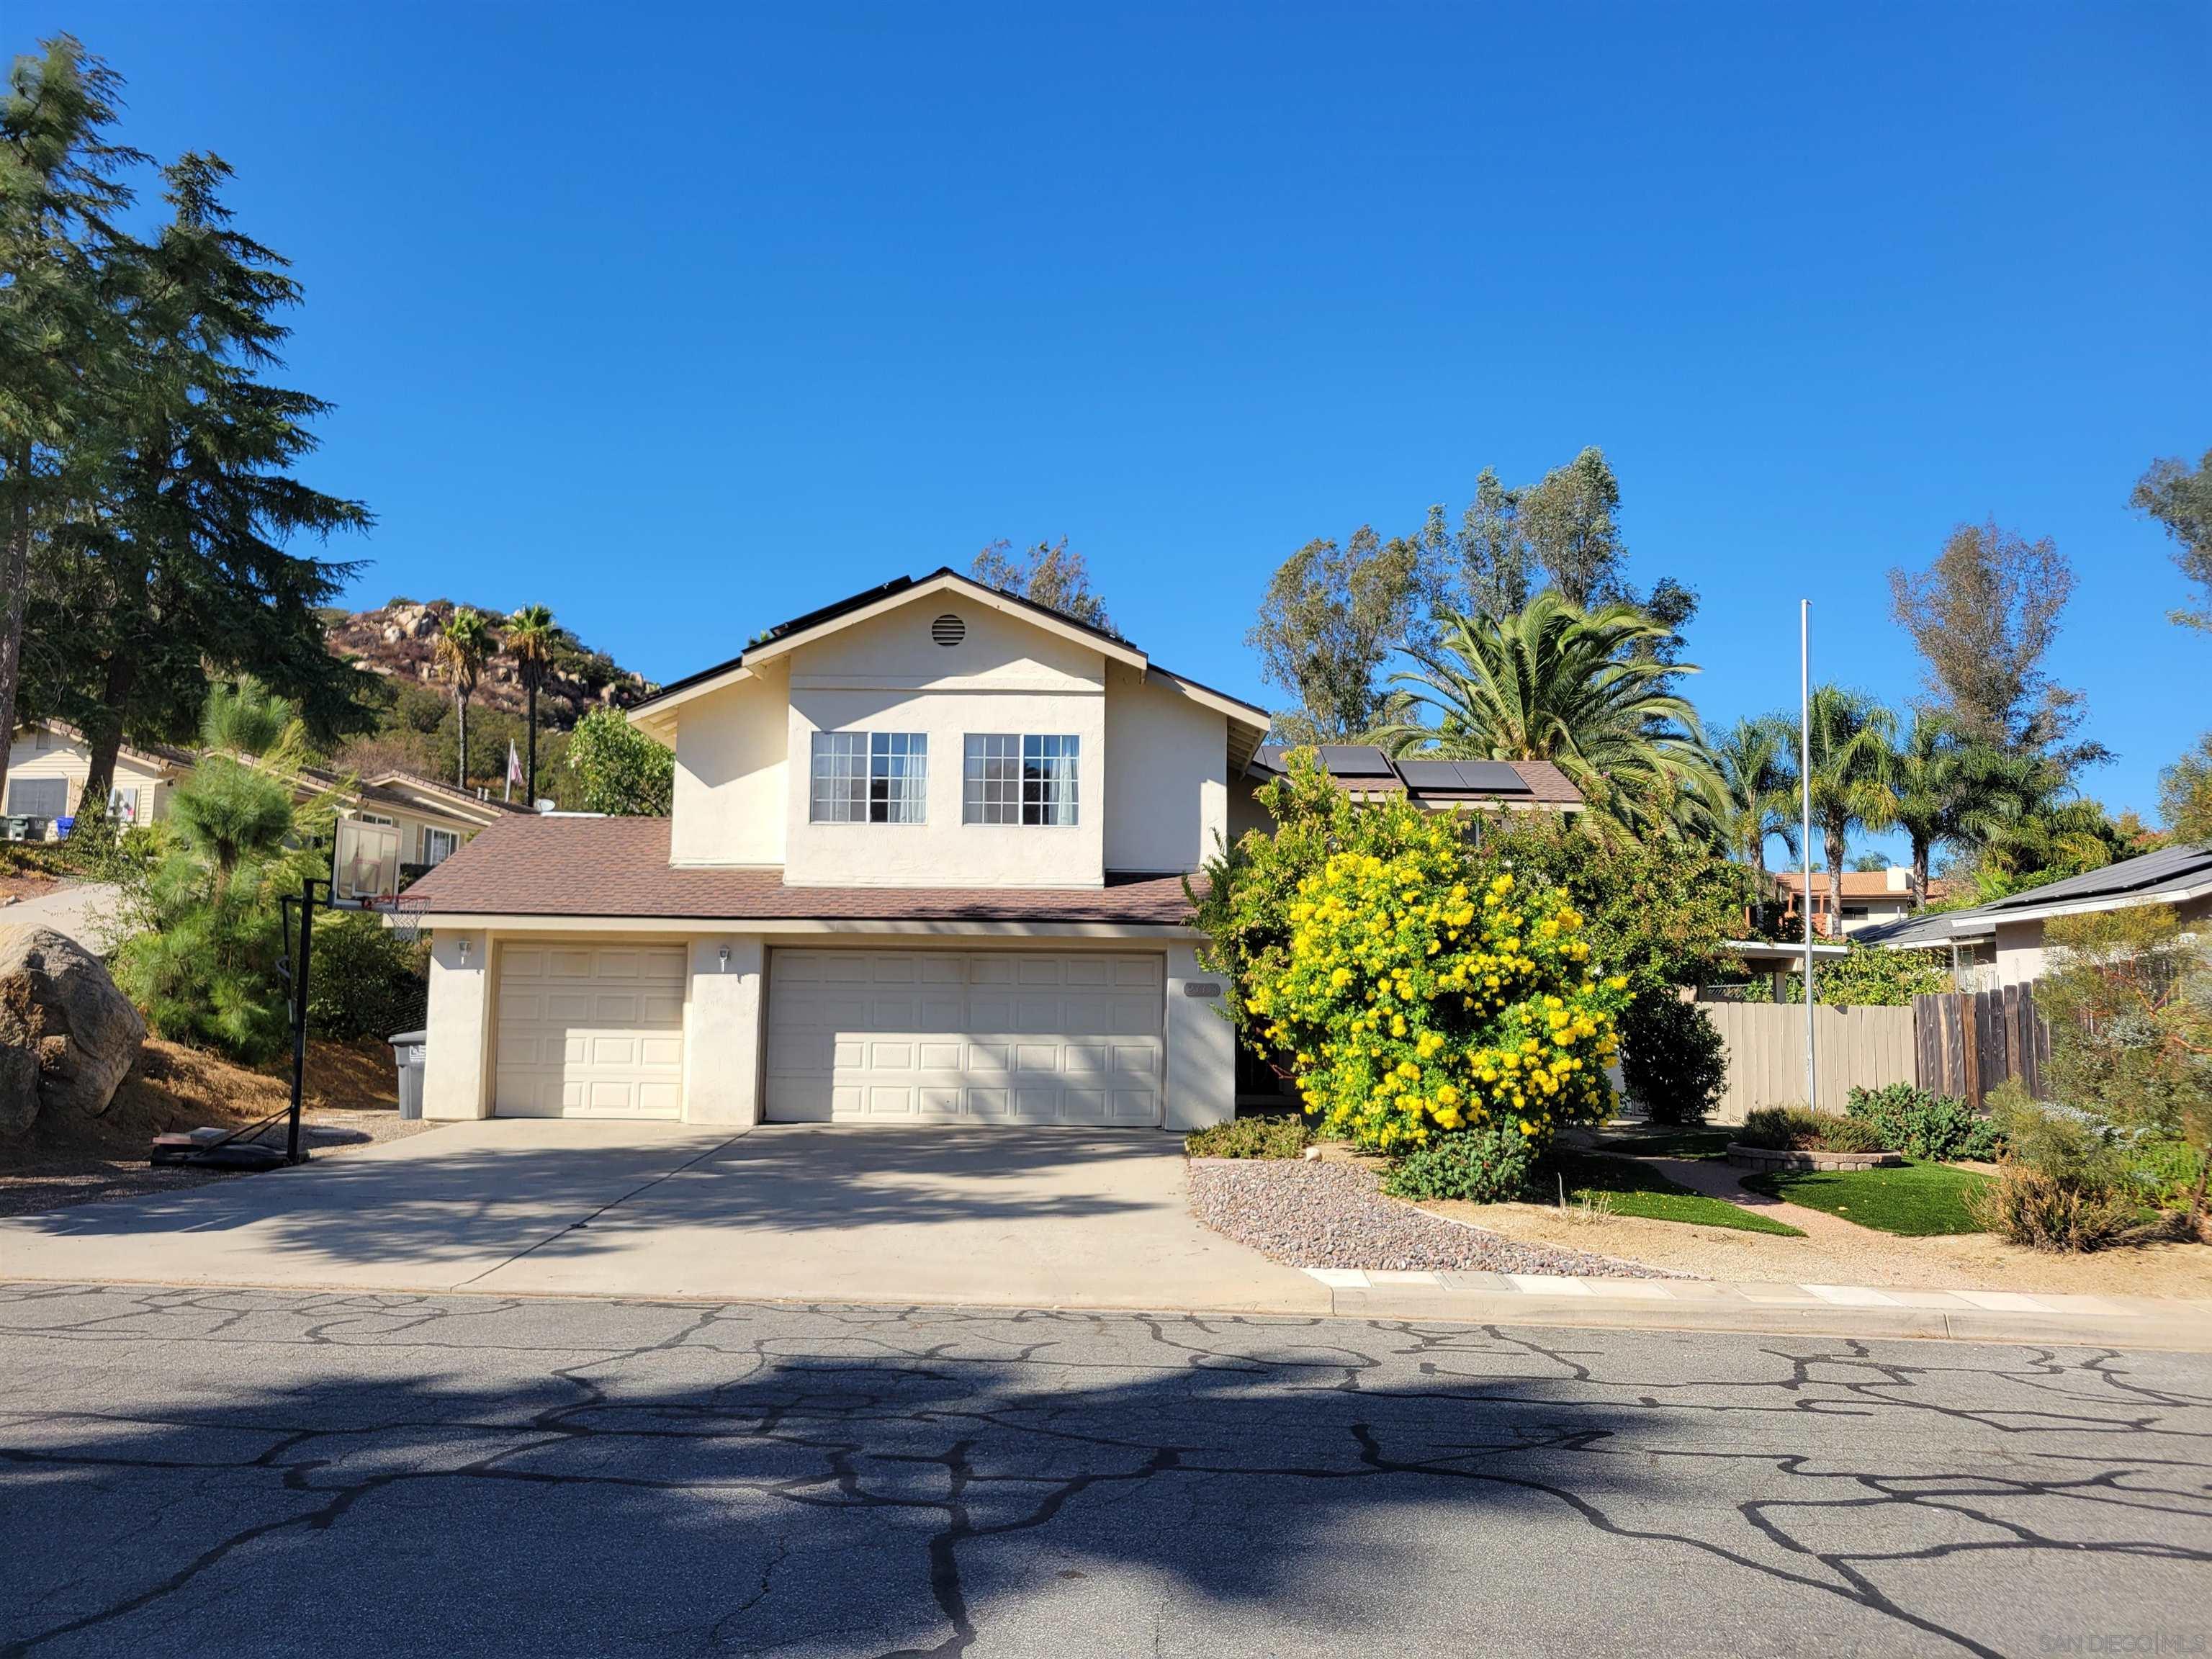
37, 3, 2212, 851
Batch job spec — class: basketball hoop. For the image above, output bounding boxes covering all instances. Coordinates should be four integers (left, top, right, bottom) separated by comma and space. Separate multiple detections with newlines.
386, 900, 425, 945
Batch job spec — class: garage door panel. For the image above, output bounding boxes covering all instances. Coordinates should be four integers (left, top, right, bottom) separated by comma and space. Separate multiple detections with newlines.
765, 950, 1163, 1125
493, 942, 685, 1120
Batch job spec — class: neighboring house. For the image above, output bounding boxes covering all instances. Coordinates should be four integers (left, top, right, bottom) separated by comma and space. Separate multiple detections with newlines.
3, 719, 522, 871
4, 721, 194, 832
295, 764, 534, 874
398, 568, 1581, 1130
1862, 842, 2212, 990
1772, 866, 1952, 937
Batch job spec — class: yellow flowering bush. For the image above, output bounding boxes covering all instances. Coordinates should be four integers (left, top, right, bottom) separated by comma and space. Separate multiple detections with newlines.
1241, 814, 1628, 1151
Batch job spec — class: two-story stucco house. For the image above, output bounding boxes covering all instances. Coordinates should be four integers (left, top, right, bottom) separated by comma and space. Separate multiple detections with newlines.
398, 570, 1575, 1131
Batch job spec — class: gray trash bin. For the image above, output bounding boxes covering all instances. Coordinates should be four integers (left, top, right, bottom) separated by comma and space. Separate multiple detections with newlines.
389, 1028, 428, 1121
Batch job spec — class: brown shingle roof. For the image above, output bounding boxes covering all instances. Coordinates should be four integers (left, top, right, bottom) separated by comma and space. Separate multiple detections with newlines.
397, 815, 1201, 925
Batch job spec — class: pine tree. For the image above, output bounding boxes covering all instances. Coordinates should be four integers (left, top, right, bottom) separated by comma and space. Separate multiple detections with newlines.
0, 37, 141, 810
60, 150, 371, 827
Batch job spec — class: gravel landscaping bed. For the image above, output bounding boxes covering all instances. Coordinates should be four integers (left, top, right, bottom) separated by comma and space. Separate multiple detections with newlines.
1187, 1156, 1689, 1277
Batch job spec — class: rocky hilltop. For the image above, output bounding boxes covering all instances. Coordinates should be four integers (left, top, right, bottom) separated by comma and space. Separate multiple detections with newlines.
323, 599, 658, 727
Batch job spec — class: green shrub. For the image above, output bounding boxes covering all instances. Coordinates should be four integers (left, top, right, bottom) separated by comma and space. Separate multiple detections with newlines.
1964, 1166, 2148, 1252
1184, 1115, 1315, 1159
1987, 1082, 2120, 1184
1381, 1121, 1537, 1202
305, 910, 429, 1041
1844, 1083, 2000, 1161
1737, 1106, 1887, 1154
1619, 994, 1727, 1125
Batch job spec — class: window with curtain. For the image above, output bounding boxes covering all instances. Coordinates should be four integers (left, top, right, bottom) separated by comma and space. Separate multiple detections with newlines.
811, 732, 928, 824
963, 734, 1078, 826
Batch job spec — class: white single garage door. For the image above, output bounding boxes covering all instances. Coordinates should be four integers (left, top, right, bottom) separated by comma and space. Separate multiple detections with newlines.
495, 942, 686, 1118
765, 950, 1164, 1125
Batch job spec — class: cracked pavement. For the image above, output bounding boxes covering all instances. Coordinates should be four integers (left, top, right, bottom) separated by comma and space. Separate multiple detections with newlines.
1, 1283, 2208, 1658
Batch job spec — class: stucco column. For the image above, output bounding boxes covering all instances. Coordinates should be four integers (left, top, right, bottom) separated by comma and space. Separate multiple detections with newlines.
423, 930, 491, 1120
685, 933, 764, 1125
1164, 940, 1233, 1131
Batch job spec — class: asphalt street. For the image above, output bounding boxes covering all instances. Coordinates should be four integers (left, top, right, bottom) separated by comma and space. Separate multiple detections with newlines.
1, 1284, 2207, 1658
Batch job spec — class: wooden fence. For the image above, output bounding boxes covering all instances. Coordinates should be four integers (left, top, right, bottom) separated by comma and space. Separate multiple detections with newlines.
1912, 986, 2051, 1106
1696, 1002, 1920, 1123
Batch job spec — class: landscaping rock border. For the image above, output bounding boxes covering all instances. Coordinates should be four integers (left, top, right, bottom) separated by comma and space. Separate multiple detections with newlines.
1727, 1144, 1901, 1172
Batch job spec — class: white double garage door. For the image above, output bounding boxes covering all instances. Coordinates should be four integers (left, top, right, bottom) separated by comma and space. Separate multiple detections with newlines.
494, 943, 1164, 1126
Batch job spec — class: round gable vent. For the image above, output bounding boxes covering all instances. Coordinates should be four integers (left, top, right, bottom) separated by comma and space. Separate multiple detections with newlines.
931, 612, 966, 647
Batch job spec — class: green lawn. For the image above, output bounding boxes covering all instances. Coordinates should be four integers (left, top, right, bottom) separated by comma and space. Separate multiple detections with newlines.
1545, 1153, 1805, 1236
1740, 1161, 1991, 1237
1588, 1127, 1737, 1161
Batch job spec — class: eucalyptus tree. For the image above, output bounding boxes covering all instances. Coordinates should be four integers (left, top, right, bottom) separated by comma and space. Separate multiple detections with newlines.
505, 604, 557, 805
435, 608, 498, 789
1370, 591, 1723, 843
1712, 715, 1800, 878
1248, 526, 1426, 743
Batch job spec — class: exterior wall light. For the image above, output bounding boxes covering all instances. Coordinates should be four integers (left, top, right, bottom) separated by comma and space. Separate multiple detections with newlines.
718, 944, 732, 969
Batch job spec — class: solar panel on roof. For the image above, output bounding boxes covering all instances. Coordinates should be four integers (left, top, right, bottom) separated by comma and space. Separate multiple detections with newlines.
1449, 760, 1532, 793
1318, 744, 1395, 777
1393, 758, 1532, 794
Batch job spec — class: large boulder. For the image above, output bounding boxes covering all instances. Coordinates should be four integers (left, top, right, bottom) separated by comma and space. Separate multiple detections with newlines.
0, 925, 145, 1136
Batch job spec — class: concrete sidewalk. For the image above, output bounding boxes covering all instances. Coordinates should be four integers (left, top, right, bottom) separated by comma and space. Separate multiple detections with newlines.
1313, 1267, 2212, 1349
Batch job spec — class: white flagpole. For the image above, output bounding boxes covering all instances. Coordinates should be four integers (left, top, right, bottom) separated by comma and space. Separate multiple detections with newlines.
1800, 599, 1817, 1111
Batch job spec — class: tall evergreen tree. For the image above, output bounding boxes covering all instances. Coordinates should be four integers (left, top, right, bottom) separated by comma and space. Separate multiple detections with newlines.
0, 37, 140, 809
971, 538, 1112, 632
60, 150, 372, 827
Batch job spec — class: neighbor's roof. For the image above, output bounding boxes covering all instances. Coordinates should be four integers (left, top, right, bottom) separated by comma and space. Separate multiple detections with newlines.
397, 814, 1199, 925
1973, 841, 2212, 917
1771, 869, 1951, 900
17, 719, 196, 774
1852, 909, 1993, 950
1246, 743, 1583, 808
627, 570, 1270, 766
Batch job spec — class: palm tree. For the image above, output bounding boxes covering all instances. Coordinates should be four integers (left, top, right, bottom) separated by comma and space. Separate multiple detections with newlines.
434, 607, 498, 790
1370, 591, 1724, 842
1800, 686, 1897, 935
1885, 714, 2044, 908
505, 603, 558, 806
1712, 715, 1799, 878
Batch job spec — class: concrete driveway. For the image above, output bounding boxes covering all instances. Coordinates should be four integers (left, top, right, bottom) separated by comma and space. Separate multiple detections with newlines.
0, 1120, 1327, 1313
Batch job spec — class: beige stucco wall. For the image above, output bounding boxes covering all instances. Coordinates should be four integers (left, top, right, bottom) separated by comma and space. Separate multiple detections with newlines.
1102, 662, 1226, 874
1991, 919, 2047, 988
1225, 770, 1272, 846
670, 665, 789, 867
1164, 939, 1235, 1130
780, 598, 1109, 888
682, 932, 764, 1125
5, 728, 173, 824
422, 930, 493, 1119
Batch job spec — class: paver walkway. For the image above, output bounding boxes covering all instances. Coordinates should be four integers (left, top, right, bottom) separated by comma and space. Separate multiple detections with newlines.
1632, 1151, 1863, 1237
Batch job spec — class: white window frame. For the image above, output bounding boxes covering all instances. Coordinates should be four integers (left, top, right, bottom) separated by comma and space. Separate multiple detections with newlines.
963, 733, 1079, 827
107, 786, 140, 824
356, 811, 395, 827
420, 826, 460, 866
809, 732, 927, 824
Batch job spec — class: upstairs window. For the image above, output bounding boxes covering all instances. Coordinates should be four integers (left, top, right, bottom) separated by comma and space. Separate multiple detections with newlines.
811, 732, 928, 824
963, 734, 1079, 826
